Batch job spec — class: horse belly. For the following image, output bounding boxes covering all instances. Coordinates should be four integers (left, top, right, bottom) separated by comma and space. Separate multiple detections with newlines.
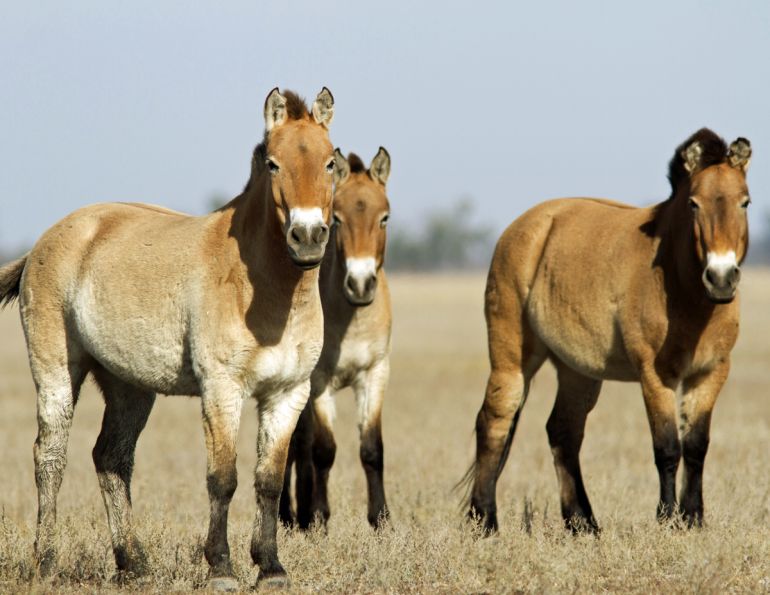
72, 285, 200, 394
528, 296, 636, 381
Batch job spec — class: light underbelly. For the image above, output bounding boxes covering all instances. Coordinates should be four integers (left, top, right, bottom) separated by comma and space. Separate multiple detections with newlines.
72, 292, 199, 395
527, 298, 637, 382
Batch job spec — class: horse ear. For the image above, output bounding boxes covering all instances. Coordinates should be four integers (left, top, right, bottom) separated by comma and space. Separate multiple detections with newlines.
312, 87, 334, 128
333, 148, 350, 186
369, 147, 391, 186
681, 141, 704, 175
728, 137, 751, 173
264, 88, 287, 132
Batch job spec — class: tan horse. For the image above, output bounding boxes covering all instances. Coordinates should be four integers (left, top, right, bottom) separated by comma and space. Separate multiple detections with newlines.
463, 128, 752, 534
0, 87, 337, 589
280, 148, 393, 529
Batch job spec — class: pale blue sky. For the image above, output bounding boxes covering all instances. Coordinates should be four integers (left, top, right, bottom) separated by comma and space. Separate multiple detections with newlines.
1, 1, 769, 253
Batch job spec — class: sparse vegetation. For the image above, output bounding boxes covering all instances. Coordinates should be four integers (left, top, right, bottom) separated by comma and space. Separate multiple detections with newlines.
1, 272, 768, 593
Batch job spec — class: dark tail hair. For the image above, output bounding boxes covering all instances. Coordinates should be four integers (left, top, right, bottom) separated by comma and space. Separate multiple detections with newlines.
0, 254, 28, 308
454, 409, 522, 508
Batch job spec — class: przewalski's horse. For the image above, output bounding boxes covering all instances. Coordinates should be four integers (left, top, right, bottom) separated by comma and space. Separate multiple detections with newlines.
463, 128, 751, 534
0, 87, 337, 589
279, 148, 393, 530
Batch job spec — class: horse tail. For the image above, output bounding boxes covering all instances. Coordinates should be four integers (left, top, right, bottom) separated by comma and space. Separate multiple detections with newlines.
0, 254, 28, 308
454, 408, 522, 508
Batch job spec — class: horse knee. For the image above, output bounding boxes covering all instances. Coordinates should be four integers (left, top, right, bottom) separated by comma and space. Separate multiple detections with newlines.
208, 468, 238, 501
653, 442, 682, 473
360, 438, 384, 472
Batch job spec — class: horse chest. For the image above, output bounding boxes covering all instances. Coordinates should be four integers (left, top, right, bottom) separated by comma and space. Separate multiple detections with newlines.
246, 331, 323, 394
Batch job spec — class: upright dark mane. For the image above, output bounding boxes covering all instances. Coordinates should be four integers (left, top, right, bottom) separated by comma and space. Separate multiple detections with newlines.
347, 153, 366, 173
283, 91, 310, 121
667, 128, 728, 198
244, 90, 311, 192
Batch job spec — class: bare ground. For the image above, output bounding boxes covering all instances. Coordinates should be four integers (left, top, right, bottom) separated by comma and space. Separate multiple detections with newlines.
1, 271, 768, 593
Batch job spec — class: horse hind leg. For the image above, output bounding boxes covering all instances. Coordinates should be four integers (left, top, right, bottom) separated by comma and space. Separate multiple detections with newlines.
91, 368, 155, 578
278, 440, 296, 528
546, 361, 601, 534
30, 351, 88, 576
467, 317, 547, 534
310, 388, 337, 527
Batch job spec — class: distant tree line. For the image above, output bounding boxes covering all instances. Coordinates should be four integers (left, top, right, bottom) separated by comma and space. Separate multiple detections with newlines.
385, 198, 495, 271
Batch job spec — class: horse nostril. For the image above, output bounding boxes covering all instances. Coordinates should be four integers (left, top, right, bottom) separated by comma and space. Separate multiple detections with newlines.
705, 268, 716, 286
290, 227, 303, 245
314, 224, 329, 244
346, 275, 357, 294
728, 265, 741, 286
365, 275, 377, 293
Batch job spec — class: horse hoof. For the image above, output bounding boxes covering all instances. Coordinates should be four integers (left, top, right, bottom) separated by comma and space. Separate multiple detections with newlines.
208, 576, 239, 591
257, 570, 290, 589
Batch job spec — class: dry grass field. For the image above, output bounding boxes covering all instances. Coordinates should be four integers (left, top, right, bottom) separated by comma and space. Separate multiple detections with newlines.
1, 271, 769, 593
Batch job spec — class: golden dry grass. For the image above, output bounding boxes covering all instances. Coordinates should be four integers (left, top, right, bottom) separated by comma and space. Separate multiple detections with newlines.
1, 271, 769, 593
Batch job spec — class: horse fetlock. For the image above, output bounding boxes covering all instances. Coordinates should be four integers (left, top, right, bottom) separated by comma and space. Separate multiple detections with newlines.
468, 501, 498, 536
34, 542, 57, 578
564, 511, 600, 535
113, 537, 149, 576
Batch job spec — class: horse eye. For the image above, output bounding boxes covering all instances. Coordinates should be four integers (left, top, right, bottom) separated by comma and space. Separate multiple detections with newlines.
266, 159, 279, 174
332, 213, 341, 226
380, 214, 389, 228
688, 198, 700, 211
326, 160, 335, 173
741, 197, 751, 209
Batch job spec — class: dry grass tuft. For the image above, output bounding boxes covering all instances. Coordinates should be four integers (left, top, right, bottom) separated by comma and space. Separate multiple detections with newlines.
1, 271, 769, 593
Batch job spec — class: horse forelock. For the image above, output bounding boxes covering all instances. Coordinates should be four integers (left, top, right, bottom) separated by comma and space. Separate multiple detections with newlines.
667, 128, 729, 198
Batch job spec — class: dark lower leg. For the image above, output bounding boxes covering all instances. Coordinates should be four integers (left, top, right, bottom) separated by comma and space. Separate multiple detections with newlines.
311, 422, 336, 525
360, 425, 388, 528
92, 391, 154, 575
292, 407, 315, 530
654, 439, 681, 521
679, 423, 709, 526
205, 466, 237, 577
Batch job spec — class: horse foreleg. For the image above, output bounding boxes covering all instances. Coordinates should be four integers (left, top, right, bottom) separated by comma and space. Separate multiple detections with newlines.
251, 381, 309, 587
641, 368, 681, 522
679, 362, 728, 527
354, 357, 390, 529
292, 405, 316, 530
201, 385, 243, 588
91, 371, 155, 578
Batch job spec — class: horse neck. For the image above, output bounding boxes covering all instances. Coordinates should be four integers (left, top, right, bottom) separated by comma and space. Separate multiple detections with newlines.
230, 173, 319, 298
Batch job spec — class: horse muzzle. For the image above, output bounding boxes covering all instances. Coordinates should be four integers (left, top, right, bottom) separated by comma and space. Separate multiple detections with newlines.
702, 251, 740, 303
286, 209, 329, 270
343, 257, 378, 306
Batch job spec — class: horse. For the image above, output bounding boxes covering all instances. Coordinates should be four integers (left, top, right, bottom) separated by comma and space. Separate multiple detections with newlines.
0, 87, 337, 589
462, 128, 752, 534
279, 148, 393, 530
